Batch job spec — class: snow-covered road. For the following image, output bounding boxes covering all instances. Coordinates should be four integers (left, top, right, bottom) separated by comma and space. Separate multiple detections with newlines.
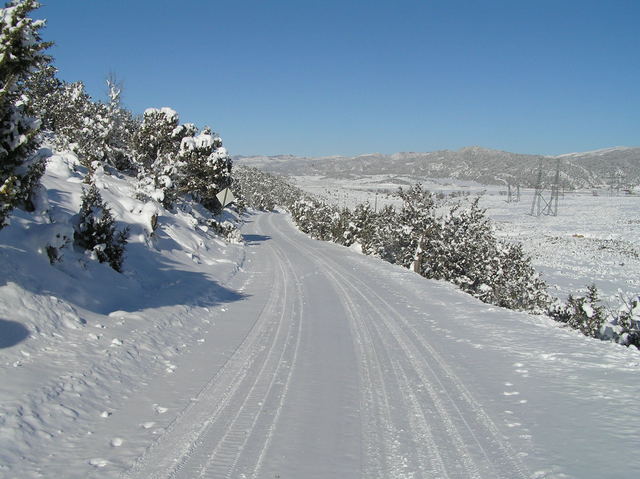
5, 212, 639, 478
125, 212, 531, 479
117, 212, 639, 479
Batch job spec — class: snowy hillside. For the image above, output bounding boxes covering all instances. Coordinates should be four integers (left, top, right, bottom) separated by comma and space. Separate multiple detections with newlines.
235, 145, 640, 189
0, 150, 246, 476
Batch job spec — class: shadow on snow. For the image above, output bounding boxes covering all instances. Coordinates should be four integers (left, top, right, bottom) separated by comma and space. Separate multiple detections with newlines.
0, 319, 30, 349
242, 234, 271, 245
0, 230, 248, 317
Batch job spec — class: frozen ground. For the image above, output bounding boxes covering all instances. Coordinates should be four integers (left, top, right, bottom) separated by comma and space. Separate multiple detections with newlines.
289, 175, 640, 302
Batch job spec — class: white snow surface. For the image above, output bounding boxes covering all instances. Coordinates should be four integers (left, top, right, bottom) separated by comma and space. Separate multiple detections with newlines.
1, 159, 639, 478
143, 107, 178, 122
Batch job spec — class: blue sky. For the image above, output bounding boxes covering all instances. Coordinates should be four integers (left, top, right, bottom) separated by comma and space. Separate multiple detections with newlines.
38, 0, 639, 157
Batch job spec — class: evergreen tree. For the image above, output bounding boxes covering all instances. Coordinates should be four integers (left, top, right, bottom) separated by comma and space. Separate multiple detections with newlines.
548, 284, 606, 338
74, 183, 128, 272
346, 201, 377, 253
176, 129, 232, 213
131, 107, 183, 171
101, 75, 135, 170
23, 63, 61, 131
131, 107, 194, 207
0, 0, 51, 227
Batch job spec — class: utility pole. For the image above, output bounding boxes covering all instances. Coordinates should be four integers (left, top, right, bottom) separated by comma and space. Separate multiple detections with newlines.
530, 158, 561, 216
507, 182, 520, 203
605, 171, 623, 196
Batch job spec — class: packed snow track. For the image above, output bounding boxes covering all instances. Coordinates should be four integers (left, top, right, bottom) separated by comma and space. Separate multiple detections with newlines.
120, 212, 528, 479
7, 211, 638, 478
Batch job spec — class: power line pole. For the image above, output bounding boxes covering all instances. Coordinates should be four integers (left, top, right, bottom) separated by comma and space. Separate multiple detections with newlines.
506, 182, 520, 203
606, 171, 624, 196
530, 158, 561, 216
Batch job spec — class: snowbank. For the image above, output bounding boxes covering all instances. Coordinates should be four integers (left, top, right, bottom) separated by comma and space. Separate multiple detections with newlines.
0, 149, 245, 473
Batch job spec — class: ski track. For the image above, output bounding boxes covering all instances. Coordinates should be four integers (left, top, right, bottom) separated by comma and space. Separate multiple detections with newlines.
122, 211, 530, 479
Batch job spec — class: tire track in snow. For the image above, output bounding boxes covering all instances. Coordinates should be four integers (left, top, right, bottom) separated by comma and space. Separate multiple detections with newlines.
193, 217, 304, 479
247, 214, 306, 479
273, 213, 528, 479
296, 244, 475, 478
123, 236, 292, 478
322, 261, 402, 477
355, 275, 529, 479
322, 251, 527, 478
184, 246, 293, 478
274, 217, 433, 478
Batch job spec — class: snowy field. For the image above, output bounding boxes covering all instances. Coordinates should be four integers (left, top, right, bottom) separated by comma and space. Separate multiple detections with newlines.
289, 175, 640, 303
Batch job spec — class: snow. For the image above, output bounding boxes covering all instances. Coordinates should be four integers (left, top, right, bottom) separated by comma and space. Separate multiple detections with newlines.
0, 155, 639, 478
556, 146, 635, 158
180, 133, 216, 151
0, 148, 246, 477
288, 174, 640, 302
143, 107, 178, 122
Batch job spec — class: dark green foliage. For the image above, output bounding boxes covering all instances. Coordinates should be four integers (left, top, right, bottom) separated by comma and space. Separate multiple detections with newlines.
346, 202, 377, 253
233, 166, 303, 212
131, 108, 183, 172
548, 285, 606, 338
176, 130, 232, 213
25, 71, 136, 171
74, 184, 128, 272
207, 217, 240, 242
23, 64, 61, 130
131, 110, 232, 211
549, 286, 640, 348
616, 296, 640, 348
0, 0, 51, 227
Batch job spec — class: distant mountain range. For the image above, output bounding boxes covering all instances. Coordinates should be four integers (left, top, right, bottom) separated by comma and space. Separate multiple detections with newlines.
233, 146, 640, 189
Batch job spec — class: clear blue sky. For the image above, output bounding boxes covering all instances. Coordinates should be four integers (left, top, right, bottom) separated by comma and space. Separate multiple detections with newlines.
38, 0, 639, 157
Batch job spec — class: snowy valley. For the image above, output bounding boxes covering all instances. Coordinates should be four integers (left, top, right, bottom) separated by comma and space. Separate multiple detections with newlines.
2, 2, 640, 478
2, 151, 640, 479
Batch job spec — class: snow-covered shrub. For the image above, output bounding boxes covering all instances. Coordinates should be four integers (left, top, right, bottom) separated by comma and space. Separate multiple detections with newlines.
25, 72, 136, 171
614, 295, 640, 348
485, 241, 549, 310
392, 184, 438, 268
0, 0, 50, 227
88, 76, 136, 171
233, 166, 270, 211
176, 128, 232, 213
130, 107, 183, 171
74, 183, 128, 272
131, 107, 187, 206
370, 204, 401, 262
290, 196, 342, 242
345, 201, 377, 253
23, 64, 60, 130
207, 217, 241, 242
550, 287, 640, 348
132, 108, 232, 212
233, 166, 304, 212
404, 197, 549, 311
329, 207, 353, 246
548, 285, 607, 338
